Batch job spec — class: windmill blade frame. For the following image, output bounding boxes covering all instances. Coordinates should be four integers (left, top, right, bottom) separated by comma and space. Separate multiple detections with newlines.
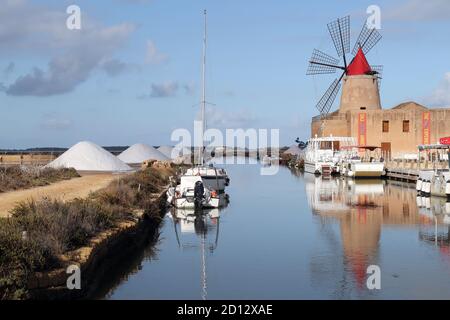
307, 49, 341, 75
316, 72, 345, 116
352, 23, 382, 56
370, 65, 383, 87
327, 16, 350, 61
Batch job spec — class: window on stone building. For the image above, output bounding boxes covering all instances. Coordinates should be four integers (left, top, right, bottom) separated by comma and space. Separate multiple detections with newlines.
382, 120, 389, 132
403, 120, 410, 133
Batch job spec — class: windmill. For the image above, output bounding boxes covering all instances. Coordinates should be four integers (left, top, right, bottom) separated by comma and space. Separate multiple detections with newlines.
307, 16, 383, 134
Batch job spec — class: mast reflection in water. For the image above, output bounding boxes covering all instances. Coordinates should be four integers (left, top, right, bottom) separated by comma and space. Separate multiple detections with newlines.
170, 208, 220, 300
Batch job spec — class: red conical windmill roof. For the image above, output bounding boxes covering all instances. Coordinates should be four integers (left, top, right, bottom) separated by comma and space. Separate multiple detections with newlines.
347, 48, 372, 76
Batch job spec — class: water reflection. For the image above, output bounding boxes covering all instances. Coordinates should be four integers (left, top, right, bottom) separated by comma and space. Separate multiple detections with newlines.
417, 197, 450, 252
304, 174, 450, 297
168, 208, 221, 300
103, 163, 450, 300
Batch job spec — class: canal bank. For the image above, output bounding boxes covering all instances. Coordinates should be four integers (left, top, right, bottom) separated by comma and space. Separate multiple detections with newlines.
0, 166, 176, 300
29, 193, 167, 300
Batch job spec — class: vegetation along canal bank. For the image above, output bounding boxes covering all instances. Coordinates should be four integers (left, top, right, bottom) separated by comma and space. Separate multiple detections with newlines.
0, 164, 177, 300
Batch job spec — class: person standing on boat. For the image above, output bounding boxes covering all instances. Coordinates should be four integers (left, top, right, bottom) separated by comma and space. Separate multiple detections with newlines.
194, 181, 205, 209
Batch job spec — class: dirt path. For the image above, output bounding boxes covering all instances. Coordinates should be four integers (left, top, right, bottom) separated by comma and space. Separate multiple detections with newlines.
0, 173, 123, 218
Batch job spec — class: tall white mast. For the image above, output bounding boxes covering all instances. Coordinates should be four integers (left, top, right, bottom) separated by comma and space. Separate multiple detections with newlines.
199, 9, 207, 166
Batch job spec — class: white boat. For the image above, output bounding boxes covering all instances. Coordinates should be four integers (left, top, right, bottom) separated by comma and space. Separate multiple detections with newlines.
184, 166, 229, 192
166, 175, 228, 209
302, 136, 356, 175
339, 146, 385, 178
416, 144, 450, 198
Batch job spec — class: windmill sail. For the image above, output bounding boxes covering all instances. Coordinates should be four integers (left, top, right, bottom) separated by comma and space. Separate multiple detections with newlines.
370, 65, 383, 87
352, 23, 382, 56
327, 16, 350, 58
316, 76, 342, 115
370, 65, 383, 76
307, 49, 341, 75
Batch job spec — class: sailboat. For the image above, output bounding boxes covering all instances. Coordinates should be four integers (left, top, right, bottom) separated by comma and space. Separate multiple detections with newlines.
184, 9, 230, 193
166, 10, 229, 209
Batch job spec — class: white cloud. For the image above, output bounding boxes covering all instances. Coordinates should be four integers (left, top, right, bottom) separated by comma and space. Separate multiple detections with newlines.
183, 82, 196, 95
100, 59, 137, 77
145, 40, 168, 65
203, 107, 257, 129
119, 0, 152, 4
385, 0, 450, 22
3, 62, 14, 77
41, 116, 72, 130
423, 72, 450, 107
138, 81, 179, 99
0, 1, 135, 96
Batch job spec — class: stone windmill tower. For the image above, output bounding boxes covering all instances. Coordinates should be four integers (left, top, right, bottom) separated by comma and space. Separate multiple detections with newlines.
307, 16, 383, 128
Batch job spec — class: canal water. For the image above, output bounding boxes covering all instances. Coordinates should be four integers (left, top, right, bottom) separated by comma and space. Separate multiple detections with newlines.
102, 159, 450, 299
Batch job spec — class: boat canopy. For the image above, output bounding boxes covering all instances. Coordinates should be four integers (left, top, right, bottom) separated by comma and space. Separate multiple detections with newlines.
340, 145, 381, 151
418, 144, 450, 151
309, 136, 356, 143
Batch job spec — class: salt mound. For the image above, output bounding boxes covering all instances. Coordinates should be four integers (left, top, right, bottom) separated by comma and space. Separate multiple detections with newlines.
118, 143, 169, 164
46, 141, 132, 172
284, 144, 303, 155
159, 145, 192, 159
157, 146, 174, 159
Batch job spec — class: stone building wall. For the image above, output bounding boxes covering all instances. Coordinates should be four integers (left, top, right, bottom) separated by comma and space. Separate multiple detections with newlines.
311, 102, 450, 156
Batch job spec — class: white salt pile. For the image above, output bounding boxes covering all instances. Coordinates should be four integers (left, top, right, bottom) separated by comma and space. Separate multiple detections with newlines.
284, 144, 303, 156
46, 141, 132, 172
118, 143, 169, 164
158, 145, 191, 159
157, 146, 175, 159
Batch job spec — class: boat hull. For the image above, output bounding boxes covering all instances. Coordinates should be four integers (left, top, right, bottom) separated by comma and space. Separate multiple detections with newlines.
418, 170, 450, 197
343, 162, 385, 178
173, 194, 227, 209
304, 161, 337, 176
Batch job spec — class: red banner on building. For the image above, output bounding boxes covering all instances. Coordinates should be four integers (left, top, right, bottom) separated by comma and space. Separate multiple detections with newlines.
422, 112, 431, 145
440, 137, 450, 145
358, 113, 366, 146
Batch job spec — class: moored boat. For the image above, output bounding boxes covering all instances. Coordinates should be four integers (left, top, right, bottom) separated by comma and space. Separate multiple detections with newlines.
339, 145, 385, 178
302, 136, 356, 176
184, 166, 229, 192
416, 143, 450, 198
166, 175, 228, 209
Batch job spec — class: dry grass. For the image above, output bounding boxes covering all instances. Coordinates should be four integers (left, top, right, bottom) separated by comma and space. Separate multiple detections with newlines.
0, 167, 175, 300
0, 166, 80, 193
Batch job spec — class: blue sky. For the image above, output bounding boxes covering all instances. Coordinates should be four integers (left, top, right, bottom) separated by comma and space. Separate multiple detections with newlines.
0, 0, 449, 148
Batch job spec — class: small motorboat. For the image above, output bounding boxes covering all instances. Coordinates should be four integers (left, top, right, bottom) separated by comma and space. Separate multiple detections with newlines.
167, 175, 228, 209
